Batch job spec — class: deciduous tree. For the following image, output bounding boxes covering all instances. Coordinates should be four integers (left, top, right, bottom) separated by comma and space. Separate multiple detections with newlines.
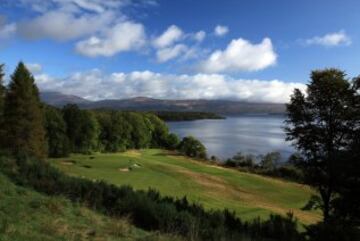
285, 69, 359, 223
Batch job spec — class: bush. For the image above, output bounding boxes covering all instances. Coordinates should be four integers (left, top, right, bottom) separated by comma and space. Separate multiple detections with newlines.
178, 136, 207, 159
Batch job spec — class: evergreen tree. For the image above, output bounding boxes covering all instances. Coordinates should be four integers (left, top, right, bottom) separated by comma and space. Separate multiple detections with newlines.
0, 64, 5, 148
0, 64, 5, 115
2, 62, 47, 159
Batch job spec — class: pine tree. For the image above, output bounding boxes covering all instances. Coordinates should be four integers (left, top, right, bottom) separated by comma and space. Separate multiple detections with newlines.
0, 64, 5, 116
0, 64, 6, 149
3, 62, 47, 159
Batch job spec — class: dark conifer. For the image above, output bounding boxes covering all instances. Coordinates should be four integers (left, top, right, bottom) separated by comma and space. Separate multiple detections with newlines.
3, 62, 47, 159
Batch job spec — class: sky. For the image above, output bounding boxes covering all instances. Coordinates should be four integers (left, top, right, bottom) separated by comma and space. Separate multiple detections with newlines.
0, 0, 359, 102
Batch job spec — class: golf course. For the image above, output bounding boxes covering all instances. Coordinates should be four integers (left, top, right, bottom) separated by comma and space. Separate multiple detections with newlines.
0, 173, 182, 241
51, 149, 321, 225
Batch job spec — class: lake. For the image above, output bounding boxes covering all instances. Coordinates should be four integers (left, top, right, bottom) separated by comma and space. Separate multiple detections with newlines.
167, 115, 294, 161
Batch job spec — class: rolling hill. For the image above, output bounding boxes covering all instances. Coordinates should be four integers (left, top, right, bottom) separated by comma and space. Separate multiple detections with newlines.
40, 91, 286, 114
0, 173, 182, 241
51, 149, 321, 225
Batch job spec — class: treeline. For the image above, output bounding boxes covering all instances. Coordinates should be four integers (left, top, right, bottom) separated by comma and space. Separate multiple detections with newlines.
45, 105, 182, 157
0, 62, 207, 160
153, 111, 224, 121
46, 106, 209, 159
223, 152, 304, 182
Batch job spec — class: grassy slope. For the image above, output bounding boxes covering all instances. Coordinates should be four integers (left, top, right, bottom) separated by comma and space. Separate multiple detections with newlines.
51, 149, 321, 225
0, 173, 181, 241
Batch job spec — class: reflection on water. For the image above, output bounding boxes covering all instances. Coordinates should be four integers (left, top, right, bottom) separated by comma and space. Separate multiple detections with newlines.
167, 115, 294, 160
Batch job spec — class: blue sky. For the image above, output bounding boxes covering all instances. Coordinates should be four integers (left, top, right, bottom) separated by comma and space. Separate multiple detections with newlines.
0, 0, 359, 102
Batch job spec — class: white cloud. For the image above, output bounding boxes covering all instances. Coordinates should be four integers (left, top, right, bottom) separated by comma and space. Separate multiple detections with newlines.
0, 23, 16, 39
0, 21, 16, 39
194, 30, 206, 42
75, 21, 146, 57
25, 63, 42, 73
214, 25, 229, 37
18, 10, 115, 41
156, 44, 188, 62
305, 30, 351, 47
35, 69, 305, 103
199, 37, 277, 73
17, 0, 129, 13
153, 25, 183, 48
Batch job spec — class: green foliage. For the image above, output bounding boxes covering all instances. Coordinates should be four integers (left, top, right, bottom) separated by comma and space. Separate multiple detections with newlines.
124, 112, 153, 149
260, 152, 281, 170
178, 136, 207, 159
0, 153, 304, 241
0, 64, 5, 146
2, 62, 47, 159
224, 152, 304, 182
225, 152, 255, 168
96, 111, 132, 152
165, 133, 180, 150
0, 170, 182, 241
145, 113, 170, 147
285, 68, 360, 226
94, 110, 179, 153
62, 104, 99, 154
0, 64, 5, 117
44, 106, 70, 157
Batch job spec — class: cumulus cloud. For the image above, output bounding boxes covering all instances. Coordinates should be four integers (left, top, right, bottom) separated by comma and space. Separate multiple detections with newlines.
153, 25, 183, 48
199, 37, 277, 73
194, 30, 206, 42
305, 30, 351, 47
35, 69, 305, 103
156, 44, 188, 62
75, 21, 146, 57
0, 23, 16, 39
0, 17, 16, 39
18, 10, 115, 41
16, 0, 130, 13
214, 25, 229, 37
25, 63, 42, 73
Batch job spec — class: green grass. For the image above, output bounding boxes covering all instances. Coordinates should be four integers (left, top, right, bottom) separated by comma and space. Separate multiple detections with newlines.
51, 149, 321, 225
0, 173, 182, 241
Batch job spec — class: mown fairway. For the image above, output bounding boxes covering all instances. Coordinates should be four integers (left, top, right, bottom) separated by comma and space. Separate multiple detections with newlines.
51, 149, 321, 224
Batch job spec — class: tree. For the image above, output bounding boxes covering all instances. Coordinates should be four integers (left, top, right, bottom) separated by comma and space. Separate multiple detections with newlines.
178, 136, 207, 159
260, 152, 281, 170
125, 112, 152, 149
44, 106, 70, 157
285, 69, 359, 224
2, 62, 47, 159
62, 104, 99, 154
165, 133, 180, 150
0, 64, 5, 146
145, 113, 170, 148
96, 111, 132, 152
0, 64, 5, 116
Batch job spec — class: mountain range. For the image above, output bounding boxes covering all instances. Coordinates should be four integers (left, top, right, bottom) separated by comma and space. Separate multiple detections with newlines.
40, 91, 286, 114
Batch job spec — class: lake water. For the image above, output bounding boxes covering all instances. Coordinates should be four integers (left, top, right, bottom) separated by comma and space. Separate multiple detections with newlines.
167, 115, 294, 161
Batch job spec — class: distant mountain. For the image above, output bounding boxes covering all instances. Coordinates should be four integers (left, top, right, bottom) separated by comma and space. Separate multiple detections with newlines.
40, 91, 92, 106
41, 92, 286, 114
